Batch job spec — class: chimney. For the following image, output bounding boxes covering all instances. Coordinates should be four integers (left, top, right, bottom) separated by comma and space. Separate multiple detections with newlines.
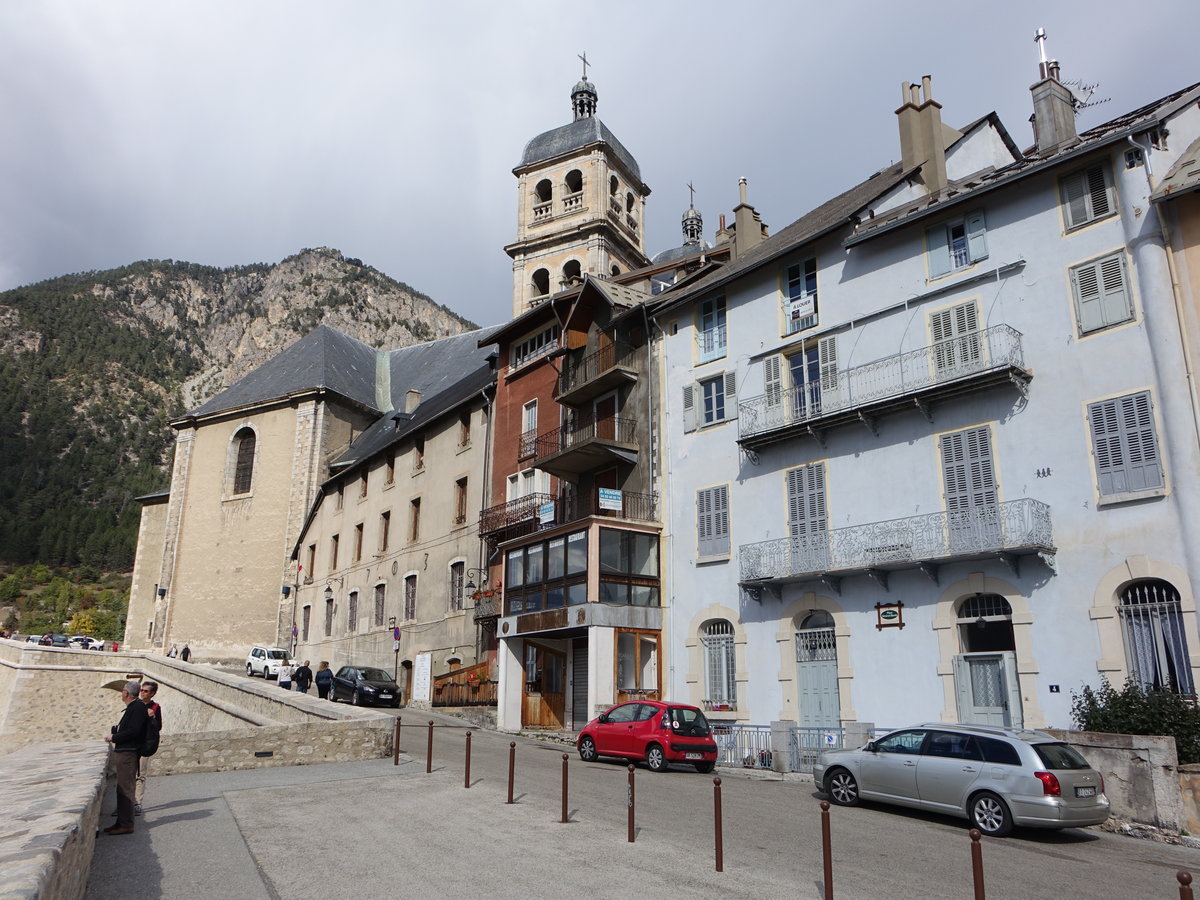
895, 76, 951, 196
732, 178, 767, 256
405, 390, 421, 414
1030, 59, 1078, 156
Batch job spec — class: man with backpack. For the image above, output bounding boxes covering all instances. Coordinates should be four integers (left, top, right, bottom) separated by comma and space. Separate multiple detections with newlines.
134, 681, 163, 816
103, 680, 149, 834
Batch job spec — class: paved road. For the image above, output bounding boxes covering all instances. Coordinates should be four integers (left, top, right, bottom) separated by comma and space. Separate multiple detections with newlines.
87, 711, 1200, 899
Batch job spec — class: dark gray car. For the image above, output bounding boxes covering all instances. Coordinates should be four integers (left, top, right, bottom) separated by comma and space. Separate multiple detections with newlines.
813, 723, 1110, 837
328, 665, 401, 707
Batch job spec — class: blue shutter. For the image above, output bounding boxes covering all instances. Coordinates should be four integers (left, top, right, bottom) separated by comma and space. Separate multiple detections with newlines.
927, 224, 951, 278
682, 383, 696, 433
965, 211, 988, 263
697, 486, 730, 557
1090, 392, 1162, 496
722, 371, 737, 422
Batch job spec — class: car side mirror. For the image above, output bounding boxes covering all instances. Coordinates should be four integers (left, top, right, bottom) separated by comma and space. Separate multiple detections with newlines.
865, 741, 877, 753
598, 713, 610, 724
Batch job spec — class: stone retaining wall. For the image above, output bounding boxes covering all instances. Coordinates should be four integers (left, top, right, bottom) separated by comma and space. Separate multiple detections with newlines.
0, 742, 108, 900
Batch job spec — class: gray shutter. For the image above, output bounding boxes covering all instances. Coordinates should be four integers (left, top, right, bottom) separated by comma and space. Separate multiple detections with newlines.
698, 485, 730, 557
682, 383, 696, 432
1073, 254, 1130, 333
1062, 164, 1112, 229
927, 224, 951, 278
697, 488, 713, 554
965, 211, 988, 262
787, 464, 827, 537
818, 336, 838, 391
942, 427, 995, 511
764, 354, 783, 409
1090, 392, 1162, 496
713, 484, 730, 555
722, 371, 737, 421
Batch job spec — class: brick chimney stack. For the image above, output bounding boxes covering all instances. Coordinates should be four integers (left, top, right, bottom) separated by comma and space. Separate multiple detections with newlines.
895, 76, 953, 196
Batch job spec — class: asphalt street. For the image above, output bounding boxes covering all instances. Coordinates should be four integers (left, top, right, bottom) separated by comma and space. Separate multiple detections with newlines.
86, 710, 1200, 899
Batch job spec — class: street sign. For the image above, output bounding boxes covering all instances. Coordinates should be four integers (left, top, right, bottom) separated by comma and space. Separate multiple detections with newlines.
393, 626, 401, 640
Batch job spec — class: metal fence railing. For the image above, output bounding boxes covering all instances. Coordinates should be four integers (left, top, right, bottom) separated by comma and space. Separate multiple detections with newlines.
711, 724, 900, 774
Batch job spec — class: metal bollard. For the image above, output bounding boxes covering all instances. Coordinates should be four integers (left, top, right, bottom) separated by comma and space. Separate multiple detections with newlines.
464, 730, 472, 789
392, 717, 401, 766
713, 777, 724, 873
506, 742, 516, 804
970, 829, 985, 900
561, 753, 570, 823
820, 800, 833, 900
1179, 871, 1194, 900
627, 764, 636, 843
426, 720, 434, 774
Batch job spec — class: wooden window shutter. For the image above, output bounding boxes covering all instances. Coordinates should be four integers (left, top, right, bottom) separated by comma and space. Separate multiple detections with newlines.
965, 211, 988, 263
1089, 392, 1163, 496
682, 383, 696, 433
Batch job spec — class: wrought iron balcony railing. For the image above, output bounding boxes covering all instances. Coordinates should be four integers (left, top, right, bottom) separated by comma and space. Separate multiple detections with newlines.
739, 498, 1054, 585
557, 341, 639, 399
739, 325, 1029, 446
532, 413, 638, 462
479, 489, 658, 544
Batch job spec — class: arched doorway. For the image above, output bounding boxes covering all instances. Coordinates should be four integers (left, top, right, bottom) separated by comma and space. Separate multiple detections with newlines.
795, 611, 840, 728
953, 593, 1022, 727
1120, 579, 1195, 696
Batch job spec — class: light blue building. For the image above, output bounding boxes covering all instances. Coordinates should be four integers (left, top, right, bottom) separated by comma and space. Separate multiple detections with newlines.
652, 63, 1200, 735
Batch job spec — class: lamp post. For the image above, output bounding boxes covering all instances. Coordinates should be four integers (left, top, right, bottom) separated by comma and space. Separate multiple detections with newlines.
389, 616, 400, 681
465, 568, 488, 593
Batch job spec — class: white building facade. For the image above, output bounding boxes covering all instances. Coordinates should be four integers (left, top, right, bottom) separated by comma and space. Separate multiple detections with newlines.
654, 71, 1200, 735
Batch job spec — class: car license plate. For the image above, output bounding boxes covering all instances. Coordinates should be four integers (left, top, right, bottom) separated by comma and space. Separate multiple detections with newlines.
1075, 786, 1096, 798
685, 752, 702, 760
380, 694, 392, 700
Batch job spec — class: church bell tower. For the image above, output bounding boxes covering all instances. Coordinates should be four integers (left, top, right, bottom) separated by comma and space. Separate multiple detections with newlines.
505, 59, 651, 318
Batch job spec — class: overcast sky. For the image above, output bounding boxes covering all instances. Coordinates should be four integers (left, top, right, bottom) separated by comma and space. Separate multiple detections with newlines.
1, 1, 1196, 328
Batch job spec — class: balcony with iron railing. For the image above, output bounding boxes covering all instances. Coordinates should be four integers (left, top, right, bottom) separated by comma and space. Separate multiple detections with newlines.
531, 412, 639, 479
556, 341, 640, 405
739, 325, 1031, 450
479, 488, 658, 547
739, 498, 1055, 593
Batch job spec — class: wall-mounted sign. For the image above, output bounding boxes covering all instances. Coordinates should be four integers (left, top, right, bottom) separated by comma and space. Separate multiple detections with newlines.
538, 502, 555, 524
875, 601, 905, 631
412, 652, 432, 701
598, 488, 623, 511
790, 294, 815, 320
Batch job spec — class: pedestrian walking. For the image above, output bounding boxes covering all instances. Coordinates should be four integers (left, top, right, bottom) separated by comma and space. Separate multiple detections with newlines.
315, 661, 333, 699
134, 681, 163, 816
180, 643, 191, 662
278, 661, 293, 690
103, 680, 148, 835
294, 660, 313, 694
166, 644, 178, 658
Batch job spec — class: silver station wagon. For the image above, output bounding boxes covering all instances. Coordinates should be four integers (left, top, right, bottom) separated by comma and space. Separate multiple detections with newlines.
813, 723, 1110, 837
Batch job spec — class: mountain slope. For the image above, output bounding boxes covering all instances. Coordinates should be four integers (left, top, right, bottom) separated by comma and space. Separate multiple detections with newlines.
0, 248, 476, 569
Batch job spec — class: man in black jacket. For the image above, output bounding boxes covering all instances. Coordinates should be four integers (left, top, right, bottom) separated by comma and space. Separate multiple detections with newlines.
134, 681, 162, 815
103, 680, 148, 834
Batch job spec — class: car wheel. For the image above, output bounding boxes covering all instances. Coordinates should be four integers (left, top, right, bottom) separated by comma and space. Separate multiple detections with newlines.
328, 690, 337, 703
352, 691, 361, 706
826, 768, 860, 806
969, 791, 1013, 837
247, 664, 253, 677
578, 736, 598, 762
646, 743, 668, 773
694, 761, 715, 774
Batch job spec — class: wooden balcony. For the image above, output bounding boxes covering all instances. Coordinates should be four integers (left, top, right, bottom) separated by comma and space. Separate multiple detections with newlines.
738, 325, 1032, 451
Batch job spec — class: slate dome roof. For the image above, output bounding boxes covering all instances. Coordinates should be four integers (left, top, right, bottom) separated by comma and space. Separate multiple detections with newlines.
519, 117, 642, 182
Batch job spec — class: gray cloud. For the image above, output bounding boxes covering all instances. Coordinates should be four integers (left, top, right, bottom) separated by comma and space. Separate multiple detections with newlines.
1, 0, 1194, 327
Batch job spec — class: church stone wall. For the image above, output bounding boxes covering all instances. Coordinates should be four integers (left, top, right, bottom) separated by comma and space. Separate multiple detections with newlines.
125, 496, 169, 650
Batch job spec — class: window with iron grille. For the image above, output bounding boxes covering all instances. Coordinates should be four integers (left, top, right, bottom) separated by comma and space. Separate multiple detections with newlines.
1088, 391, 1163, 498
232, 428, 256, 494
450, 561, 465, 612
404, 575, 417, 620
1119, 579, 1194, 696
701, 620, 736, 705
373, 583, 386, 627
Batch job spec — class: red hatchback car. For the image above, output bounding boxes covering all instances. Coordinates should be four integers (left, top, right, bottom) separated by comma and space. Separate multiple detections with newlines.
577, 700, 718, 773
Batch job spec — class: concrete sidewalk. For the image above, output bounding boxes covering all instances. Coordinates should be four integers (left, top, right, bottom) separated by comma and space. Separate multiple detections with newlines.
86, 715, 801, 900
